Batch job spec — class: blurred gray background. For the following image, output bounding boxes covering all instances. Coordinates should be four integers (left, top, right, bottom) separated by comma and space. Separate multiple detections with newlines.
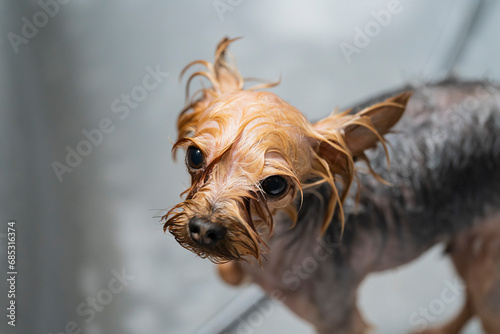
1, 0, 499, 333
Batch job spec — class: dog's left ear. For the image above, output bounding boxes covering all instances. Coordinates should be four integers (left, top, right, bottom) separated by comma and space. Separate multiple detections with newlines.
309, 92, 411, 232
313, 92, 411, 160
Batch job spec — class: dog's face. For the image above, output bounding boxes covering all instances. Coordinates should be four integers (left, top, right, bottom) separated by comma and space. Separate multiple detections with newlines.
163, 38, 410, 263
165, 90, 321, 263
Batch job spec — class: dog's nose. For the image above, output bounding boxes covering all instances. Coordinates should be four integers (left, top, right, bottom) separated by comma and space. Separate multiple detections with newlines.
188, 218, 225, 246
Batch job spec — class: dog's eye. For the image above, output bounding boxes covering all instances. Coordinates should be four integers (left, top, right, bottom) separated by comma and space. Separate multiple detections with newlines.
186, 146, 204, 169
261, 175, 288, 197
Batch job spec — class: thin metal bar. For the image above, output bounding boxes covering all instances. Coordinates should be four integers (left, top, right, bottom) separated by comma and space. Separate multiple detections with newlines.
444, 0, 486, 75
193, 285, 269, 334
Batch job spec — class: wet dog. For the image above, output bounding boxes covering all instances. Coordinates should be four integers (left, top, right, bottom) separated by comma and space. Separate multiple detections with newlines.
164, 38, 500, 333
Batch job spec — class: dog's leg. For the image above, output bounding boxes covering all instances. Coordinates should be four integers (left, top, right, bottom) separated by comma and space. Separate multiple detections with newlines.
315, 305, 371, 334
452, 214, 500, 334
416, 240, 474, 334
417, 213, 500, 334
416, 292, 473, 334
217, 261, 247, 286
434, 213, 500, 334
250, 265, 370, 334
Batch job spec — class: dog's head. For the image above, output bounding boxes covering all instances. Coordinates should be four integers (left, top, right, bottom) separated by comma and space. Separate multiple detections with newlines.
163, 38, 410, 263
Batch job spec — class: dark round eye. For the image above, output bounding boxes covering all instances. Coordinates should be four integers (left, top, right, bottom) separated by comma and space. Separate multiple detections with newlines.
186, 146, 204, 169
261, 175, 288, 197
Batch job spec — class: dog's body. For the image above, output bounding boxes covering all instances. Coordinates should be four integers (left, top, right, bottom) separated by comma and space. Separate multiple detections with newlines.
238, 80, 500, 333
164, 39, 500, 333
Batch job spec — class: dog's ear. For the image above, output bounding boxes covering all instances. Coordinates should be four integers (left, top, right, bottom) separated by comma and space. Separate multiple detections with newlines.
309, 92, 411, 233
313, 92, 411, 159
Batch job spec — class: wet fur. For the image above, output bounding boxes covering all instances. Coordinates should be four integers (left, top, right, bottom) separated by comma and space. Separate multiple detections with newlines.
163, 38, 408, 264
291, 80, 500, 270
246, 80, 500, 333
165, 38, 500, 333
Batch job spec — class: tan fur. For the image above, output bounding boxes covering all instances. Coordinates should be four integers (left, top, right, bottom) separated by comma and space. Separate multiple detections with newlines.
217, 261, 246, 286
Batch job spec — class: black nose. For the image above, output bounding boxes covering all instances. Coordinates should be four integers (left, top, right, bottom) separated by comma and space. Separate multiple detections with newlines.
188, 218, 226, 246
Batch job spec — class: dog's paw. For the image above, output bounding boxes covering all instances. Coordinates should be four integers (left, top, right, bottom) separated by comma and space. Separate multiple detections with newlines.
217, 261, 247, 286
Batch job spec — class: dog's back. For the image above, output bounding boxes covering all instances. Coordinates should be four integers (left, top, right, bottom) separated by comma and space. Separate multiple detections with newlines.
270, 80, 500, 333
170, 40, 500, 333
338, 80, 500, 270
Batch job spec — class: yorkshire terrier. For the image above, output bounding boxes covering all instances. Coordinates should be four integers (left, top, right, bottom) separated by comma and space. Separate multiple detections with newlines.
163, 37, 500, 334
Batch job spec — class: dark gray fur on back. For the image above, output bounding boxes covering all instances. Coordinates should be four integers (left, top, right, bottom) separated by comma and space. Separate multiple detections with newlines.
282, 80, 500, 272
246, 80, 500, 333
